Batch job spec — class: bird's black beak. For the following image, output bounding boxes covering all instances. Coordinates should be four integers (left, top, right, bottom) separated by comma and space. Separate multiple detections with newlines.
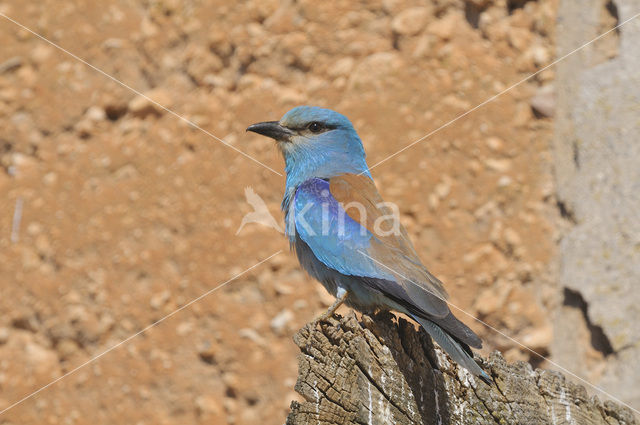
246, 121, 293, 142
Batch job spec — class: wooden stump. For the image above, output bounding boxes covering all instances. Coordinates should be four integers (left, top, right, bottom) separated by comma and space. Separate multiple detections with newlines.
286, 312, 637, 425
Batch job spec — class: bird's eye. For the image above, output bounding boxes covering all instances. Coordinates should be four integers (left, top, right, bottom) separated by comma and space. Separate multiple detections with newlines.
307, 122, 324, 133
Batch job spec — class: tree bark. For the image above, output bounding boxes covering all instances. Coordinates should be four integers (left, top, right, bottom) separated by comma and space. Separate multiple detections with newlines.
286, 312, 637, 425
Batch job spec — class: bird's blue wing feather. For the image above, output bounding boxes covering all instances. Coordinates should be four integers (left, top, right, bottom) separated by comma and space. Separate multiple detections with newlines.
293, 178, 395, 281
293, 175, 450, 318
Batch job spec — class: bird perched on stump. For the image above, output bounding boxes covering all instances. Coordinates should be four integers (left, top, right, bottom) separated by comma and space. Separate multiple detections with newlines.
247, 106, 491, 383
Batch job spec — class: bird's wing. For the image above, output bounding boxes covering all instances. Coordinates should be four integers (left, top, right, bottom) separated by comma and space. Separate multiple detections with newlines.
293, 174, 450, 318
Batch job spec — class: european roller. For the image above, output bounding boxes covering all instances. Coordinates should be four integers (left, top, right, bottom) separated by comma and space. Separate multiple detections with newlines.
247, 106, 490, 383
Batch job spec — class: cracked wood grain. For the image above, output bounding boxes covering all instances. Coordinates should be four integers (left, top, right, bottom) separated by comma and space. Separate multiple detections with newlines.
286, 312, 638, 425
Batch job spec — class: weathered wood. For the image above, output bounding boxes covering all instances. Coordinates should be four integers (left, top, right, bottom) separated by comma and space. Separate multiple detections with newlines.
286, 312, 638, 425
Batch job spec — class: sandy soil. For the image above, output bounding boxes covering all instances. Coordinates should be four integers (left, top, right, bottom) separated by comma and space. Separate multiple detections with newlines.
0, 0, 559, 423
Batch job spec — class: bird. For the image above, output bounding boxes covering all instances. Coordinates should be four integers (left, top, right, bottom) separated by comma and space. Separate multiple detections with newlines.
247, 106, 491, 383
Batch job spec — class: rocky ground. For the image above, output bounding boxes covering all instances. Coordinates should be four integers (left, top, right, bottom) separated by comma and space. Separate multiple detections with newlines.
0, 0, 568, 424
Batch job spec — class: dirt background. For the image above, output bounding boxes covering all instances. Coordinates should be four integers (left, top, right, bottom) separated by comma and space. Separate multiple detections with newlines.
0, 0, 600, 423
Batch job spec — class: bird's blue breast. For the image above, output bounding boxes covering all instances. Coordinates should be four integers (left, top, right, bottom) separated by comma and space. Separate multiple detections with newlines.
287, 178, 394, 281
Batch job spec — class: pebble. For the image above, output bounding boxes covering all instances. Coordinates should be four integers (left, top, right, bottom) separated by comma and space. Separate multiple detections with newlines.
328, 57, 355, 77
128, 88, 172, 117
520, 326, 553, 350
0, 56, 23, 73
270, 309, 294, 335
530, 84, 555, 118
426, 12, 459, 40
485, 158, 512, 172
176, 321, 194, 336
197, 341, 217, 364
391, 7, 432, 36
195, 395, 222, 417
56, 338, 80, 359
86, 105, 106, 122
434, 176, 452, 199
31, 45, 53, 64
497, 175, 512, 187
238, 328, 267, 347
486, 136, 504, 151
474, 279, 512, 316
504, 227, 522, 248
507, 27, 532, 51
149, 290, 171, 309
26, 339, 61, 377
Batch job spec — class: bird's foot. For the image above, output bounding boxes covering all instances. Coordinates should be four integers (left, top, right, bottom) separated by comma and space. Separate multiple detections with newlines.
309, 288, 349, 328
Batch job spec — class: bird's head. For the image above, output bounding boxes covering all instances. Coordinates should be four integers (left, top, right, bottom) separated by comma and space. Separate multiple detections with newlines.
247, 106, 371, 187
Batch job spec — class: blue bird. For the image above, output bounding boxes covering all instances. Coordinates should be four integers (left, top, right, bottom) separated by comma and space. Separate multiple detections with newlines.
247, 106, 490, 383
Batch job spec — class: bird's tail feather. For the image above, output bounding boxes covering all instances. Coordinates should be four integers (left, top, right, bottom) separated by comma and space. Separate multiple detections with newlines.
411, 314, 491, 384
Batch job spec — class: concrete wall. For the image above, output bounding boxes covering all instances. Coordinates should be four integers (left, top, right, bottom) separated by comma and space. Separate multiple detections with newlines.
553, 0, 640, 407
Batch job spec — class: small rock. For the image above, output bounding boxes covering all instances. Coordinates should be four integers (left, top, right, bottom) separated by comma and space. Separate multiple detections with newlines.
31, 45, 53, 64
0, 56, 23, 73
274, 282, 293, 295
474, 279, 512, 316
520, 326, 553, 351
128, 88, 172, 118
486, 136, 504, 151
85, 105, 106, 122
74, 119, 94, 137
103, 99, 128, 121
504, 227, 522, 247
485, 158, 512, 172
17, 65, 37, 86
149, 290, 170, 309
513, 101, 532, 126
264, 7, 299, 33
507, 27, 532, 51
238, 328, 267, 347
176, 321, 194, 336
442, 94, 471, 110
292, 299, 308, 310
195, 395, 222, 417
43, 172, 58, 186
530, 85, 555, 118
328, 57, 355, 77
434, 176, 452, 199
197, 341, 217, 364
26, 339, 61, 377
0, 327, 9, 344
426, 12, 459, 40
222, 372, 240, 397
56, 338, 80, 359
114, 164, 139, 180
278, 87, 305, 105
348, 52, 403, 92
530, 45, 550, 66
270, 309, 294, 335
497, 175, 512, 187
391, 7, 432, 36
140, 16, 158, 37
102, 38, 124, 49
382, 0, 403, 14
412, 34, 434, 58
